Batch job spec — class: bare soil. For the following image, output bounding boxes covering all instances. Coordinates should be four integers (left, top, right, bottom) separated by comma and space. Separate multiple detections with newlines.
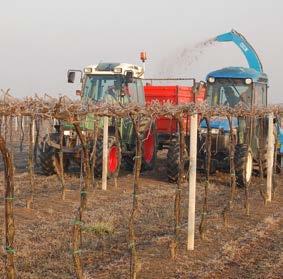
0, 146, 282, 279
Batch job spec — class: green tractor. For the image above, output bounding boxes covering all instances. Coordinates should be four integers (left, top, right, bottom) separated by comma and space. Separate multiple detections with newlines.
38, 63, 157, 178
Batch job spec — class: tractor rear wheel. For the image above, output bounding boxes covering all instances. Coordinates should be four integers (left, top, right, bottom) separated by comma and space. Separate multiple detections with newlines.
234, 144, 253, 187
141, 127, 157, 171
166, 138, 189, 183
94, 136, 121, 178
38, 134, 69, 175
123, 126, 157, 172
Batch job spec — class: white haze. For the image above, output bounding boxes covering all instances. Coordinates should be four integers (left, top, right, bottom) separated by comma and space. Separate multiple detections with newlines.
0, 0, 282, 103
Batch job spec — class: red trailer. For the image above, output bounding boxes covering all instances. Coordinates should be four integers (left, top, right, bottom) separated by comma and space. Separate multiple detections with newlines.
144, 83, 206, 149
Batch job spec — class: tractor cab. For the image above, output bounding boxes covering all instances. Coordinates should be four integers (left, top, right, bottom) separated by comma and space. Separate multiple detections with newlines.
199, 66, 270, 186
68, 63, 145, 105
206, 67, 268, 109
38, 61, 157, 179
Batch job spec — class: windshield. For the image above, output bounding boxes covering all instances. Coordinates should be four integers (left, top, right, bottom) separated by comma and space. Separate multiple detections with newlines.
83, 75, 144, 104
207, 79, 252, 108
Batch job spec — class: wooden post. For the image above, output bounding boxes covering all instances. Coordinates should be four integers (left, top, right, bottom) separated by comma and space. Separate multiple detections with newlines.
102, 116, 108, 190
171, 116, 184, 259
27, 117, 35, 209
72, 122, 92, 279
14, 117, 18, 132
187, 113, 198, 251
266, 113, 274, 202
0, 135, 16, 279
129, 115, 142, 279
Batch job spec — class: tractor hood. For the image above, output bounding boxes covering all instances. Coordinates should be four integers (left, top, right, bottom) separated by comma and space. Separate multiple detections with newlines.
200, 117, 238, 132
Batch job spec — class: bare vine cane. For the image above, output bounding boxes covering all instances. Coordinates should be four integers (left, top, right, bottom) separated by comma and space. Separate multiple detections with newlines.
4, 115, 8, 142
272, 124, 279, 198
90, 116, 98, 189
0, 114, 2, 135
53, 122, 66, 200
114, 116, 121, 188
199, 116, 211, 240
222, 115, 237, 226
71, 121, 92, 279
0, 135, 16, 279
20, 116, 25, 152
129, 114, 142, 279
33, 116, 41, 163
170, 113, 184, 259
258, 118, 267, 204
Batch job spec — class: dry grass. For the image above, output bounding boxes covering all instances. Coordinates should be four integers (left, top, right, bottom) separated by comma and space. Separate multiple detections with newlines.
0, 147, 282, 278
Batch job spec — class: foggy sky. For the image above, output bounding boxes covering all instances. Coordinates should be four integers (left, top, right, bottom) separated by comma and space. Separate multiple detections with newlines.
1, 0, 282, 103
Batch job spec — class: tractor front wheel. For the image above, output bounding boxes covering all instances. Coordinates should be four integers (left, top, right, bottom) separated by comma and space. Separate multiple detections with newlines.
94, 136, 121, 178
234, 144, 253, 187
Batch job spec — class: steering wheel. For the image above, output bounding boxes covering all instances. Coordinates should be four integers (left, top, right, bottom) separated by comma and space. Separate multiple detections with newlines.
105, 87, 118, 102
224, 100, 229, 106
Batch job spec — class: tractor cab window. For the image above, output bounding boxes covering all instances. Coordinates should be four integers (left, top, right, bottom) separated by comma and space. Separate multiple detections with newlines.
207, 78, 252, 108
254, 83, 267, 107
83, 75, 144, 105
128, 79, 145, 104
83, 75, 133, 104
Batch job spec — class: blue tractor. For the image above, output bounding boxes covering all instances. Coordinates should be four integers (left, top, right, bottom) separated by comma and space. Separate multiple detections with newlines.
199, 29, 282, 186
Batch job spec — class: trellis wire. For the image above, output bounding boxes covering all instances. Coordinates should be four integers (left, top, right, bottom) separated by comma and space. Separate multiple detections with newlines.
0, 92, 282, 278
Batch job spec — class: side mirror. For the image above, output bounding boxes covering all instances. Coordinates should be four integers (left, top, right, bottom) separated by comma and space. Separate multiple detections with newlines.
67, 71, 76, 83
76, 90, 82, 97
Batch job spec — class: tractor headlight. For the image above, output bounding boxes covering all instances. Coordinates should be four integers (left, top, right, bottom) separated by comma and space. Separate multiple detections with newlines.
245, 78, 252, 85
208, 77, 215, 83
84, 67, 92, 74
211, 128, 219, 134
200, 128, 207, 134
114, 67, 122, 73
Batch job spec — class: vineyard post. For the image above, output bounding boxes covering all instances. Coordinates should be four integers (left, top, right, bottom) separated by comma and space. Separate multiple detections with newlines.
54, 122, 66, 200
187, 113, 198, 251
0, 135, 16, 279
72, 122, 92, 279
222, 116, 237, 224
266, 113, 274, 202
90, 117, 98, 188
14, 117, 18, 133
20, 116, 24, 152
199, 117, 211, 239
102, 116, 108, 190
171, 115, 184, 259
129, 115, 142, 279
26, 117, 35, 209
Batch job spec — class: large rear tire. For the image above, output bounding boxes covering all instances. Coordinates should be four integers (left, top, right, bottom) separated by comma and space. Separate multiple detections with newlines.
38, 134, 69, 175
234, 144, 253, 187
94, 136, 121, 179
166, 138, 189, 183
122, 126, 157, 172
141, 127, 157, 171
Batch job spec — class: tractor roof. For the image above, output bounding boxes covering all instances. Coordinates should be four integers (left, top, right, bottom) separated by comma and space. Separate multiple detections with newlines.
84, 63, 144, 78
207, 67, 268, 83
